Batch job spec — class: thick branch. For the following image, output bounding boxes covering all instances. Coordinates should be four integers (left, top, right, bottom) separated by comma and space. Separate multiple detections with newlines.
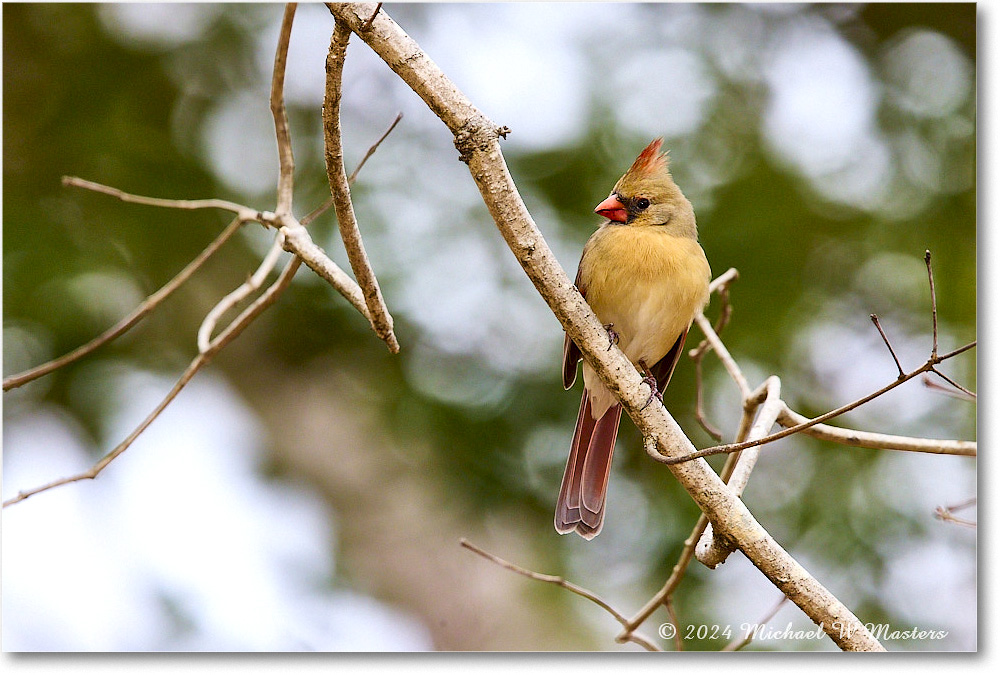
278, 219, 371, 320
324, 19, 399, 352
330, 1, 883, 652
697, 376, 782, 567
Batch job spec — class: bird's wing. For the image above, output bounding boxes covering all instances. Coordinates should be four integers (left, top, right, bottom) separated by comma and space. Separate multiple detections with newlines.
650, 327, 690, 394
562, 266, 586, 389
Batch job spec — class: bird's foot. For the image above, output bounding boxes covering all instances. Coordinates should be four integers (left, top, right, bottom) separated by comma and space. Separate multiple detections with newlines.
638, 360, 663, 411
639, 375, 663, 411
604, 323, 620, 351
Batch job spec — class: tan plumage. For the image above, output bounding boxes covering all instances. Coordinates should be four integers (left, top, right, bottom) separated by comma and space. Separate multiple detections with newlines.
555, 139, 711, 539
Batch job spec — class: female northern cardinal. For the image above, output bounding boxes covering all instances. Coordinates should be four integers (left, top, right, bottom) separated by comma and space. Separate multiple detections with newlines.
556, 139, 711, 539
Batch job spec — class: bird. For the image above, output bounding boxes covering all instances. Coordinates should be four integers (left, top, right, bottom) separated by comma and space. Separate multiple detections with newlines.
555, 138, 711, 540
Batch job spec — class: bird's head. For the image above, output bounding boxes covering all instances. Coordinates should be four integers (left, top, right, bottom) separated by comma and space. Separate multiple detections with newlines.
594, 138, 696, 237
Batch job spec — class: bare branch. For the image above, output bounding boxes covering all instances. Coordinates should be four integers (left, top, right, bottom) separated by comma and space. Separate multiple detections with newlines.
925, 249, 939, 358
776, 405, 976, 455
299, 112, 403, 227
693, 312, 751, 398
278, 221, 371, 320
460, 539, 661, 651
693, 354, 723, 441
922, 373, 977, 401
619, 512, 710, 643
61, 176, 257, 221
361, 2, 382, 31
197, 233, 287, 352
661, 338, 977, 465
271, 3, 297, 215
324, 20, 399, 353
3, 216, 246, 391
689, 269, 738, 440
687, 274, 975, 458
619, 447, 746, 643
663, 597, 684, 651
722, 596, 790, 652
3, 257, 301, 509
348, 112, 403, 184
939, 340, 976, 360
697, 376, 782, 567
929, 367, 977, 400
870, 313, 905, 379
934, 497, 977, 528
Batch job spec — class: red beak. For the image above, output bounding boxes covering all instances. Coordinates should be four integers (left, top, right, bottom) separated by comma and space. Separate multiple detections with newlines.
594, 194, 627, 223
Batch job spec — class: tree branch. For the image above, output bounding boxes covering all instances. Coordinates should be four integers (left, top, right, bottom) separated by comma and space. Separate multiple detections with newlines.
696, 376, 782, 568
330, 2, 884, 651
324, 19, 399, 352
3, 256, 301, 508
3, 215, 246, 391
460, 539, 660, 651
197, 232, 288, 352
661, 337, 976, 464
60, 176, 258, 221
271, 3, 297, 215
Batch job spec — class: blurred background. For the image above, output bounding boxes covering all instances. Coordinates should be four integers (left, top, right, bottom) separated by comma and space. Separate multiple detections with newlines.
3, 2, 976, 651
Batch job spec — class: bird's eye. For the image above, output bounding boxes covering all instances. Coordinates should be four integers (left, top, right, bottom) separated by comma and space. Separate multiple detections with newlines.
636, 197, 650, 210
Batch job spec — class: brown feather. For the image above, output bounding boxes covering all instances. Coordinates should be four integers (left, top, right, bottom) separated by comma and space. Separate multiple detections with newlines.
554, 390, 622, 540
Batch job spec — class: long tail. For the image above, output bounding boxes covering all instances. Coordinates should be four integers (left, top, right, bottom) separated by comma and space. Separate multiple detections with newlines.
554, 390, 622, 539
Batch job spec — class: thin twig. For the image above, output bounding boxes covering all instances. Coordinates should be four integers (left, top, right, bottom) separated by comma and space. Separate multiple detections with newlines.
279, 222, 371, 319
929, 367, 977, 400
690, 273, 736, 439
3, 216, 247, 391
197, 233, 287, 352
870, 314, 905, 378
271, 3, 297, 215
934, 506, 977, 528
659, 340, 977, 465
325, 19, 399, 352
693, 354, 723, 441
925, 250, 939, 358
934, 497, 977, 528
12, 110, 401, 389
619, 513, 709, 642
722, 596, 790, 652
348, 112, 403, 184
299, 112, 404, 227
61, 176, 257, 220
3, 257, 301, 509
693, 312, 751, 398
459, 538, 660, 651
663, 597, 684, 651
619, 448, 746, 643
361, 2, 382, 31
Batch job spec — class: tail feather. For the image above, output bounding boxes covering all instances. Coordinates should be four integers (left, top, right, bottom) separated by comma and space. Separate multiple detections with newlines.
554, 390, 622, 539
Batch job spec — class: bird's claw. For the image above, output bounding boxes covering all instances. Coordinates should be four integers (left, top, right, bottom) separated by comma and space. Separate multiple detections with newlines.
604, 323, 620, 351
639, 375, 663, 411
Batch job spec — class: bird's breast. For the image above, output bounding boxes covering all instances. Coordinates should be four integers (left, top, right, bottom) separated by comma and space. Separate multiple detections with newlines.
579, 225, 711, 366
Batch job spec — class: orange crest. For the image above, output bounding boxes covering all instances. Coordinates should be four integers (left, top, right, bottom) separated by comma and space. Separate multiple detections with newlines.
627, 138, 668, 177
